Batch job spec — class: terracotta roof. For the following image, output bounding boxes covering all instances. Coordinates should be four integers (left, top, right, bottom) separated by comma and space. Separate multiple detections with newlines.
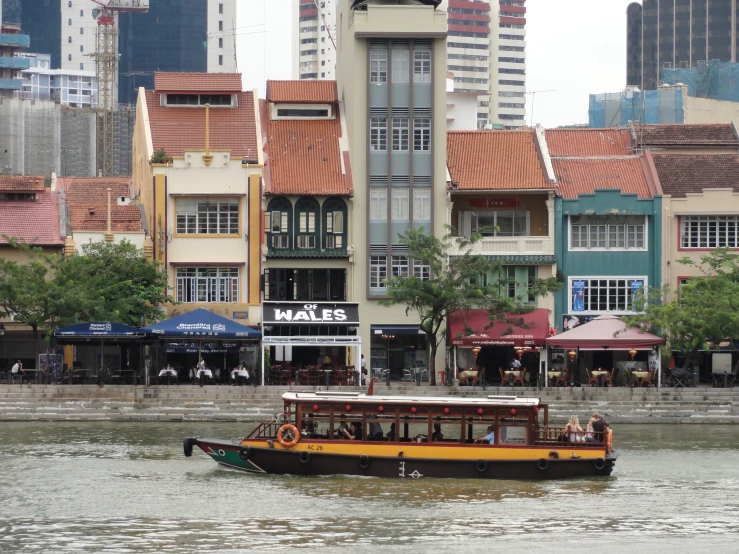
652, 154, 739, 197
546, 128, 633, 157
144, 90, 259, 160
263, 103, 351, 196
0, 176, 45, 192
153, 72, 242, 93
0, 189, 64, 246
63, 177, 142, 232
553, 157, 653, 199
447, 130, 552, 190
266, 80, 338, 104
635, 123, 739, 147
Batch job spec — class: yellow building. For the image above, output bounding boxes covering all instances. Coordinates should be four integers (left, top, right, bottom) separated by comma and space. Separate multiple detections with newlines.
132, 72, 263, 326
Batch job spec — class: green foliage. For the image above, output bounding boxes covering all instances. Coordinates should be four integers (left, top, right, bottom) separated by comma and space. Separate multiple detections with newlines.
381, 227, 561, 384
150, 148, 173, 164
626, 248, 739, 357
0, 239, 173, 349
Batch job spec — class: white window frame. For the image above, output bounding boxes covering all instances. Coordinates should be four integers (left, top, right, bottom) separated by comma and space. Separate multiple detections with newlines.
458, 210, 530, 237
391, 255, 409, 277
391, 187, 410, 220
370, 117, 387, 151
176, 267, 239, 303
370, 255, 388, 290
392, 48, 409, 83
413, 118, 431, 151
412, 187, 431, 221
412, 262, 431, 281
176, 198, 240, 235
569, 215, 647, 251
680, 215, 739, 249
370, 188, 388, 221
391, 117, 409, 151
413, 50, 431, 83
370, 49, 388, 83
325, 210, 344, 249
568, 276, 648, 315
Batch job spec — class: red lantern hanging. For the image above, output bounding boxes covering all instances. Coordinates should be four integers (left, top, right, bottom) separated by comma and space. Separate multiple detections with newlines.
510, 408, 517, 415
312, 404, 319, 412
411, 407, 417, 413
477, 408, 484, 415
345, 405, 352, 412
443, 407, 450, 414
378, 406, 384, 412
533, 407, 539, 413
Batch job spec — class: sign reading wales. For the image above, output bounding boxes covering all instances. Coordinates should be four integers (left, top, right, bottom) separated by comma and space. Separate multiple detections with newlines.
262, 302, 360, 325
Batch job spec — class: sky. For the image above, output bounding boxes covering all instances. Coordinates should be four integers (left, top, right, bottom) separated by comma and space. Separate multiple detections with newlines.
236, 0, 636, 128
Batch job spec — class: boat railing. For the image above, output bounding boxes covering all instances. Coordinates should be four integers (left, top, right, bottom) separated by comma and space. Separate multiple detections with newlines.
246, 420, 282, 439
533, 428, 606, 447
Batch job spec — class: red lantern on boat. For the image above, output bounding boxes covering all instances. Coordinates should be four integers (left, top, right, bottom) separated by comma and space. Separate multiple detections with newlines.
345, 405, 351, 411
411, 407, 417, 413
378, 406, 384, 412
477, 408, 484, 415
312, 404, 319, 412
443, 407, 450, 414
510, 408, 517, 415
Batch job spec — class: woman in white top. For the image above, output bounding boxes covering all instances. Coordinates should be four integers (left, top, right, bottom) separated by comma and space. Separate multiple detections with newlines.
565, 415, 584, 443
584, 416, 597, 442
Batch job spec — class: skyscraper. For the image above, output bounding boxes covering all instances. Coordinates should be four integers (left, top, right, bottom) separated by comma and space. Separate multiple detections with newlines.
11, 0, 236, 105
292, 0, 337, 80
627, 0, 739, 90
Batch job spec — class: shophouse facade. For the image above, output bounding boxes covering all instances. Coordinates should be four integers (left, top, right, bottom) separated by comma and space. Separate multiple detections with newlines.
260, 79, 358, 371
131, 72, 263, 328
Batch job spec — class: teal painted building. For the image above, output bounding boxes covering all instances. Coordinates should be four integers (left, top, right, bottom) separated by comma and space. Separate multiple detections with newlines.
552, 157, 662, 330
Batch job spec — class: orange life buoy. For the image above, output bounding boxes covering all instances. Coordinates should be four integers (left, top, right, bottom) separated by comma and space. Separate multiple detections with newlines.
277, 424, 300, 448
605, 428, 613, 454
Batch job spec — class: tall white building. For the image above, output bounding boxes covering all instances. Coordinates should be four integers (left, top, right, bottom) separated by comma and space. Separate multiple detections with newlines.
20, 52, 98, 107
440, 0, 526, 129
207, 0, 237, 73
292, 0, 337, 80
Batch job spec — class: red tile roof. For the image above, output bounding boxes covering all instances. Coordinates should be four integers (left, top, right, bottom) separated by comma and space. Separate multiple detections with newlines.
651, 154, 739, 197
447, 130, 552, 190
0, 176, 45, 192
266, 80, 338, 104
263, 102, 351, 196
144, 90, 259, 160
0, 190, 64, 246
553, 157, 653, 199
546, 128, 633, 157
63, 177, 142, 232
154, 72, 242, 93
635, 123, 739, 147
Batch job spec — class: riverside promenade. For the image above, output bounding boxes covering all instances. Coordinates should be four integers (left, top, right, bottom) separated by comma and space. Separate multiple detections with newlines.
1, 383, 738, 423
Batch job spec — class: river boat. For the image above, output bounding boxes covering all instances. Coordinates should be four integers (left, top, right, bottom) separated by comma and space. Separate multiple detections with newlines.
183, 391, 617, 479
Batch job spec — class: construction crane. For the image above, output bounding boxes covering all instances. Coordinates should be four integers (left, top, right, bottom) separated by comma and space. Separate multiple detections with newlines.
89, 0, 149, 176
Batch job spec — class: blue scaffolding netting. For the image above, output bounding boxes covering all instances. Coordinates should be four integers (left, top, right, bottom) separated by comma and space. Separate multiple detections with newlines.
662, 60, 739, 102
589, 89, 683, 128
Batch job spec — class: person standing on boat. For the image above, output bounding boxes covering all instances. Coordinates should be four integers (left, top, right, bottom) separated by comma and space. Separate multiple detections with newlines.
474, 425, 495, 444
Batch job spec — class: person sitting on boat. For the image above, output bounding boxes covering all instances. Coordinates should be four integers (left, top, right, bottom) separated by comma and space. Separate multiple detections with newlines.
341, 421, 362, 440
565, 415, 584, 443
369, 421, 384, 441
590, 414, 608, 443
385, 423, 396, 441
474, 425, 495, 444
584, 416, 597, 442
432, 423, 444, 442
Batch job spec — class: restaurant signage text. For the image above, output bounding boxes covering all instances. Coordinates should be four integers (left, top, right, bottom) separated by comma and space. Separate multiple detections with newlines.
469, 197, 520, 209
263, 302, 360, 325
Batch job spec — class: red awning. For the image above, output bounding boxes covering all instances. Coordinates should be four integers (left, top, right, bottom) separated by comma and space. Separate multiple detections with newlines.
448, 309, 550, 347
545, 314, 666, 349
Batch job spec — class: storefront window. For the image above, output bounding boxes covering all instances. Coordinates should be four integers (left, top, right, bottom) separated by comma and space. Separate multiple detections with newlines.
264, 269, 346, 301
370, 329, 427, 378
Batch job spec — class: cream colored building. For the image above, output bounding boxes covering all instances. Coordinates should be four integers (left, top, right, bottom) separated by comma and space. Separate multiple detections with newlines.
131, 72, 263, 326
336, 0, 449, 380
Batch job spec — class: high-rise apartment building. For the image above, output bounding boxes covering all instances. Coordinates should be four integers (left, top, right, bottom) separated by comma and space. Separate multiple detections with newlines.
10, 0, 236, 105
627, 0, 739, 90
336, 0, 449, 379
440, 0, 526, 129
292, 0, 337, 80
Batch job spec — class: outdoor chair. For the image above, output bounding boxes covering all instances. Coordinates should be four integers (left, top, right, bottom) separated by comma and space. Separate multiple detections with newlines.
553, 370, 568, 387
669, 367, 692, 388
513, 370, 525, 386
345, 366, 356, 386
604, 367, 617, 387
499, 367, 512, 386
584, 367, 599, 387
401, 369, 414, 382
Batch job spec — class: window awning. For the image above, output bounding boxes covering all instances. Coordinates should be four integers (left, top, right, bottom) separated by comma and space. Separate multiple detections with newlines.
545, 313, 666, 349
448, 309, 550, 347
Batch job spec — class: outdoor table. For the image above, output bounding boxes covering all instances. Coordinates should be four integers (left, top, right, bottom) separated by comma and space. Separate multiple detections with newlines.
459, 370, 478, 385
632, 370, 651, 387
548, 371, 563, 386
158, 369, 178, 384
196, 369, 213, 379
231, 369, 249, 385
592, 370, 609, 387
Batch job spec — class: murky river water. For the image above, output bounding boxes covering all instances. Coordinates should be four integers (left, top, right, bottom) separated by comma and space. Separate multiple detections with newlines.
0, 422, 738, 553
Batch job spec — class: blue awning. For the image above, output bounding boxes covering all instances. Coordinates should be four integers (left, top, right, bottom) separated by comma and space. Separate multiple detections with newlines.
143, 308, 261, 339
54, 322, 145, 339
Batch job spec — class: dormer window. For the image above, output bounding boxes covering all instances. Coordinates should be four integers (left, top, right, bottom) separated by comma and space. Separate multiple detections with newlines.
277, 108, 329, 118
165, 93, 235, 107
271, 103, 333, 120
0, 192, 36, 202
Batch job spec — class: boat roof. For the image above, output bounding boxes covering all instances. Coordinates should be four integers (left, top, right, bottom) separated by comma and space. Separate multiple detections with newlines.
282, 391, 540, 407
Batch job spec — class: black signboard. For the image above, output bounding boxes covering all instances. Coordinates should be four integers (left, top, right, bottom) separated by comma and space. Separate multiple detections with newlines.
263, 302, 360, 325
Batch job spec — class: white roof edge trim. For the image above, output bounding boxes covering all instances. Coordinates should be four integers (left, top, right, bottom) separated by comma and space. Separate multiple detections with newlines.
281, 392, 539, 406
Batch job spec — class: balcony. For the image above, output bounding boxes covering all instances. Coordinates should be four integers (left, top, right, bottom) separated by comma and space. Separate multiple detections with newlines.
0, 56, 30, 70
449, 235, 555, 262
0, 77, 22, 91
0, 33, 30, 48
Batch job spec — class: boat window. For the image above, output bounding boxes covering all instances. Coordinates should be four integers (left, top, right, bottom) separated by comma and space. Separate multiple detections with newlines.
499, 425, 526, 444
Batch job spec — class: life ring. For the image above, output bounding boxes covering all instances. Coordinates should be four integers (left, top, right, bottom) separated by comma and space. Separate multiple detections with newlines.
358, 454, 371, 469
476, 459, 488, 473
239, 445, 251, 461
593, 457, 606, 471
183, 438, 195, 457
605, 429, 613, 454
537, 458, 549, 471
299, 451, 311, 464
277, 424, 301, 448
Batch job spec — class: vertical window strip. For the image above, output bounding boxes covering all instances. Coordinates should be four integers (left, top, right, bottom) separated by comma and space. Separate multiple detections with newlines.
413, 118, 431, 151
412, 187, 431, 220
370, 188, 388, 221
391, 117, 409, 151
392, 48, 409, 83
370, 255, 388, 289
413, 49, 431, 83
370, 117, 388, 151
370, 49, 388, 83
391, 187, 410, 220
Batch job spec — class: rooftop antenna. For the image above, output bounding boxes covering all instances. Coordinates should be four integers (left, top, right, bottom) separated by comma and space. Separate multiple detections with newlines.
526, 89, 555, 127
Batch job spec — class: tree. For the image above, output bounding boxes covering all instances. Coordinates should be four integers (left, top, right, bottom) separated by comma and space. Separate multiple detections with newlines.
150, 148, 172, 164
626, 248, 739, 366
381, 228, 561, 385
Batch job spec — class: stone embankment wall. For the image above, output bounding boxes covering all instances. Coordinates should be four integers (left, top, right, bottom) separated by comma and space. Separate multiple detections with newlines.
1, 384, 738, 423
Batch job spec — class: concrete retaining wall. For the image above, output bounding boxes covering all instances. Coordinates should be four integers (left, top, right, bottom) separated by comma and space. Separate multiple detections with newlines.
1, 384, 738, 423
